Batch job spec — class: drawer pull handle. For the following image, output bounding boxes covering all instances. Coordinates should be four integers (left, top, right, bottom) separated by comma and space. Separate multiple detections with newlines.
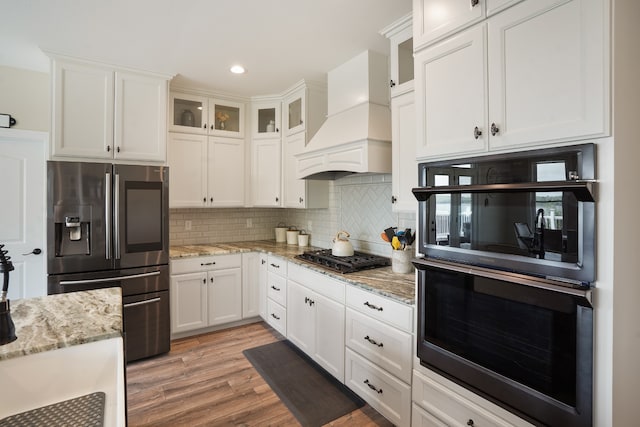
270, 263, 280, 268
364, 301, 383, 311
201, 262, 216, 266
364, 379, 383, 394
270, 313, 280, 320
271, 285, 281, 291
364, 335, 383, 347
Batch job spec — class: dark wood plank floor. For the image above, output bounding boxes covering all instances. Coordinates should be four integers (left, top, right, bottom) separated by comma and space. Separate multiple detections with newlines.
126, 322, 394, 426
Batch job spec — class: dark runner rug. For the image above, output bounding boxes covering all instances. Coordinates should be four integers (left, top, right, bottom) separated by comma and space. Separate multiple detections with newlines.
243, 340, 364, 427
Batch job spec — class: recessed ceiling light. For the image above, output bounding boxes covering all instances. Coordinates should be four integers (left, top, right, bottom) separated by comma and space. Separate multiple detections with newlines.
230, 65, 246, 74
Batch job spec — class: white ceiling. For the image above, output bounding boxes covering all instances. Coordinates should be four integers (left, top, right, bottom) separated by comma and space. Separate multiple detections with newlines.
0, 0, 412, 97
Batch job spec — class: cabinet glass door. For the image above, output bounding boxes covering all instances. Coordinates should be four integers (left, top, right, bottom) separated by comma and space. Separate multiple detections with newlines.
210, 99, 244, 138
397, 38, 414, 86
171, 93, 206, 134
285, 92, 305, 135
252, 102, 281, 138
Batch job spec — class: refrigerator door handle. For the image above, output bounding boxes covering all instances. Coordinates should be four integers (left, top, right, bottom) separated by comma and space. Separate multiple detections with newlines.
114, 172, 121, 260
124, 297, 161, 308
59, 271, 161, 286
105, 172, 112, 260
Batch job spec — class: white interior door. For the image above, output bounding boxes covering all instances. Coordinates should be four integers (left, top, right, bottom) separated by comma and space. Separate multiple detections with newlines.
0, 129, 47, 299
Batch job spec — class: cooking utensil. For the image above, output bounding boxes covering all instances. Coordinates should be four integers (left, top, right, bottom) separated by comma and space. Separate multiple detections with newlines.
381, 232, 390, 242
391, 236, 402, 250
332, 231, 354, 256
384, 227, 396, 243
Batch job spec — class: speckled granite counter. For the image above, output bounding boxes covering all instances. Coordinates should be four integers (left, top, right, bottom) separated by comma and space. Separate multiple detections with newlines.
171, 240, 416, 305
0, 287, 122, 361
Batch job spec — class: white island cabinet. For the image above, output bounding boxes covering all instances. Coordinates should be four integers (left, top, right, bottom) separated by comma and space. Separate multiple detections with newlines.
0, 288, 125, 426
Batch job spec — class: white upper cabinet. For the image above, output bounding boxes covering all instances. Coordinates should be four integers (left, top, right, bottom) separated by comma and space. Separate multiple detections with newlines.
170, 93, 246, 139
168, 133, 245, 208
51, 57, 169, 162
114, 71, 167, 162
391, 92, 418, 212
415, 25, 488, 159
282, 80, 327, 139
251, 99, 281, 139
486, 0, 609, 151
251, 138, 281, 207
283, 88, 306, 136
415, 0, 608, 160
208, 98, 245, 139
381, 13, 415, 97
413, 0, 484, 50
413, 0, 525, 51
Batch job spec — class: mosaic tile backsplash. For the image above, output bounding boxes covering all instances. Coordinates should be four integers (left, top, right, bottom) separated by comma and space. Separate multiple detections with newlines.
170, 173, 415, 257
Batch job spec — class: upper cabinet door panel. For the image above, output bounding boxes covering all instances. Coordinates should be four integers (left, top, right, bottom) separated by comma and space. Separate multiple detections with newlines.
284, 90, 306, 136
415, 24, 488, 159
169, 93, 208, 134
251, 100, 281, 139
209, 99, 245, 139
487, 0, 609, 150
52, 61, 114, 159
413, 0, 485, 51
114, 72, 167, 162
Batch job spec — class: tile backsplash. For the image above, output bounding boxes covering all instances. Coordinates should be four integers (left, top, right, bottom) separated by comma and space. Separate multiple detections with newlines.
170, 173, 415, 257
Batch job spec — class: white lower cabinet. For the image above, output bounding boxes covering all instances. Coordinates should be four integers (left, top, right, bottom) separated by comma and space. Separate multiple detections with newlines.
265, 255, 287, 335
345, 285, 413, 427
286, 263, 345, 381
412, 368, 534, 427
170, 254, 243, 336
346, 348, 411, 427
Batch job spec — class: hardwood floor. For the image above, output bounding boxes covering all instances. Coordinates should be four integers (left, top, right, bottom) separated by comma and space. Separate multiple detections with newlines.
126, 322, 394, 426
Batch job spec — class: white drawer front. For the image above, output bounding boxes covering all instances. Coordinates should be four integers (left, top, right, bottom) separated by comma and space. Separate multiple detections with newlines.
345, 348, 411, 427
171, 253, 241, 274
412, 403, 448, 427
346, 286, 413, 332
266, 299, 286, 337
288, 262, 345, 303
412, 369, 531, 427
346, 308, 412, 384
267, 271, 287, 307
267, 255, 287, 276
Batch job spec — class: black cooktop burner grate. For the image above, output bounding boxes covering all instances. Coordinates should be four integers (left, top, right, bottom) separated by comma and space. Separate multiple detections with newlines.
295, 249, 390, 274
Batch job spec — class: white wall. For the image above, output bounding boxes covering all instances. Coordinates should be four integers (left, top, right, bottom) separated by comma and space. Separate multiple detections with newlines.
0, 65, 49, 132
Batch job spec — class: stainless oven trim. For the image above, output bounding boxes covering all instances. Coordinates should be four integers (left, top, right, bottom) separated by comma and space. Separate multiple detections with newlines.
413, 257, 593, 305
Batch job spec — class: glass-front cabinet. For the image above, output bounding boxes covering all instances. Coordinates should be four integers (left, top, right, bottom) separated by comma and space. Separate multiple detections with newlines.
170, 93, 207, 133
382, 13, 414, 97
170, 92, 245, 138
251, 99, 281, 139
284, 88, 306, 136
209, 98, 244, 138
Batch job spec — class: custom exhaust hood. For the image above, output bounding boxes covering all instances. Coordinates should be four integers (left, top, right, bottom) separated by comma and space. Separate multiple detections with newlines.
295, 50, 392, 180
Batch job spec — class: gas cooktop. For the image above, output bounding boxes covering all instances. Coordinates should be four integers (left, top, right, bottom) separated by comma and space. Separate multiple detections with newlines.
295, 249, 390, 274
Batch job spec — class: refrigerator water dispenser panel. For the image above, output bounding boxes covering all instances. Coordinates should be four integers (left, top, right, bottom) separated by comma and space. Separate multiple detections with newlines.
54, 205, 91, 257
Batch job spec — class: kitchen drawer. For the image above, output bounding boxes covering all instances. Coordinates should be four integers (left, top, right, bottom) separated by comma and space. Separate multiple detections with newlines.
171, 253, 241, 274
412, 403, 448, 427
266, 298, 286, 337
267, 271, 287, 306
346, 308, 412, 384
288, 262, 345, 303
267, 255, 287, 276
346, 286, 413, 333
345, 348, 411, 427
412, 368, 531, 427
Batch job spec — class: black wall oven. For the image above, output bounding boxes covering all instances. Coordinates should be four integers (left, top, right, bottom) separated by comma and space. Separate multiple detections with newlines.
413, 145, 596, 427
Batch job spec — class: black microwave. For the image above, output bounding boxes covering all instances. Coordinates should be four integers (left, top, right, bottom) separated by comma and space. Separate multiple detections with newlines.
413, 144, 596, 286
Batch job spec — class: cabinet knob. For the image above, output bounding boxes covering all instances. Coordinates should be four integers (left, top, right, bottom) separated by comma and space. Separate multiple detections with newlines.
107, 145, 111, 152
210, 197, 214, 202
471, 0, 479, 7
116, 146, 120, 153
467, 420, 475, 426
276, 128, 279, 132
474, 126, 482, 139
203, 123, 207, 129
390, 79, 396, 88
491, 122, 500, 136
299, 197, 304, 204
202, 278, 206, 284
210, 124, 214, 130
275, 197, 279, 203
203, 197, 207, 203
391, 196, 397, 204
210, 277, 214, 283
261, 259, 266, 265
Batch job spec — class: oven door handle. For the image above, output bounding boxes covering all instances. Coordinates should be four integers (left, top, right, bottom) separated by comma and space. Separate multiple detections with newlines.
59, 271, 161, 286
124, 297, 161, 308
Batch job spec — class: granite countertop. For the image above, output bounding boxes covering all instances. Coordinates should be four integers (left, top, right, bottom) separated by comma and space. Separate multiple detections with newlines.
171, 240, 416, 305
0, 288, 122, 361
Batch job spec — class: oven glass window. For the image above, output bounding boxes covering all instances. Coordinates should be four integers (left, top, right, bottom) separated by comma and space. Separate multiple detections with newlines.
424, 268, 579, 406
126, 182, 163, 252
